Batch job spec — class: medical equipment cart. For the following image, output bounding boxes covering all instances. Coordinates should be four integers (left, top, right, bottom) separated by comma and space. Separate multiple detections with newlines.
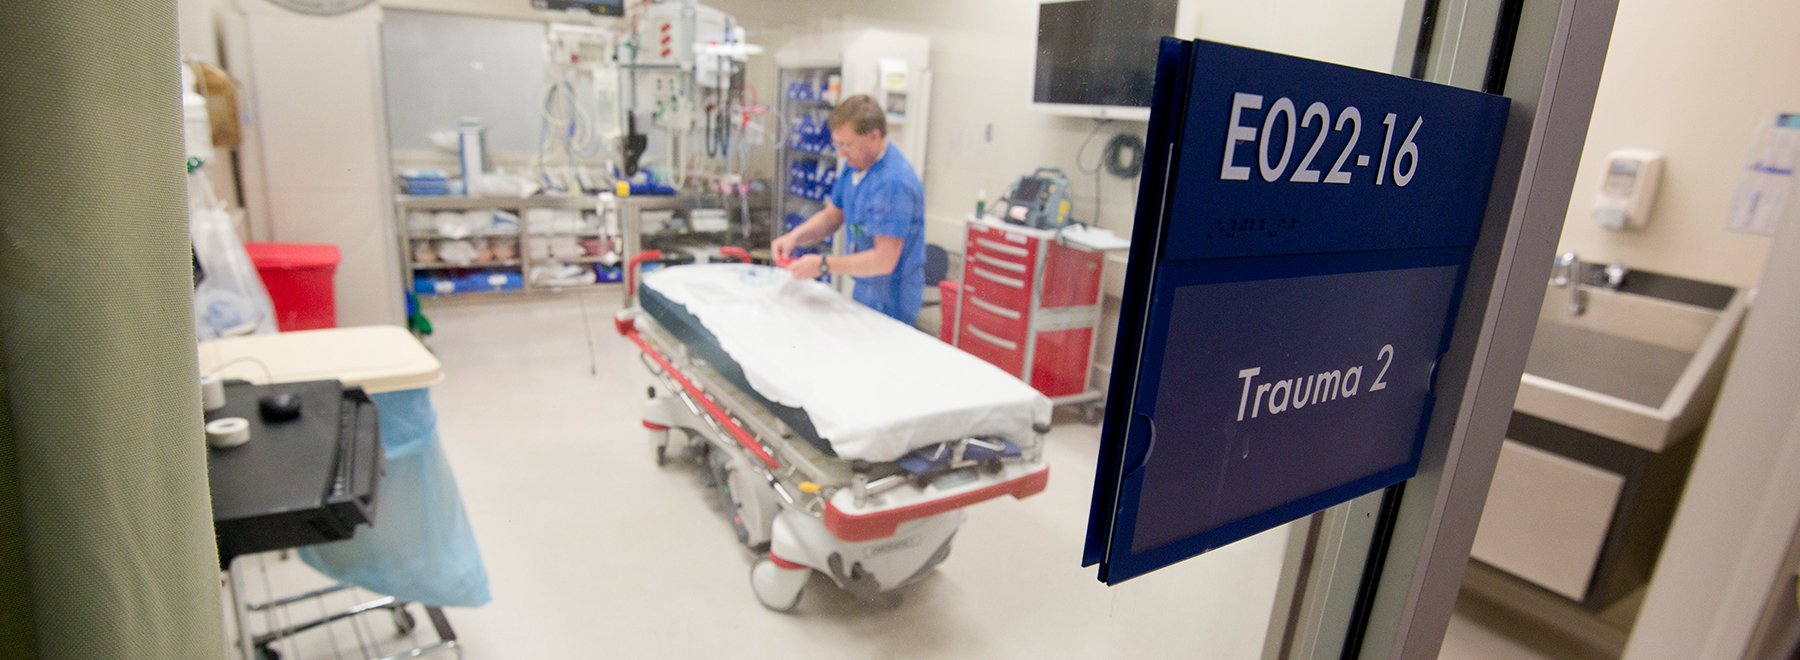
946, 215, 1127, 423
203, 326, 469, 660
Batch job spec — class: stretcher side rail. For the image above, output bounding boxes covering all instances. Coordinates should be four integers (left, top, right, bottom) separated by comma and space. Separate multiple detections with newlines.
619, 313, 818, 514
625, 314, 840, 487
638, 319, 844, 481
825, 465, 1051, 542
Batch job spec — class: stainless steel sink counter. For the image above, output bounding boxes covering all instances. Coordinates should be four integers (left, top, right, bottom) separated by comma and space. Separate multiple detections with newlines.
1513, 269, 1751, 452
1471, 266, 1753, 615
1524, 322, 1692, 409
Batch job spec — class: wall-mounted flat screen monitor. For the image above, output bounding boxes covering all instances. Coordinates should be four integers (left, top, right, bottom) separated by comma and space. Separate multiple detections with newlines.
532, 0, 624, 16
1032, 0, 1178, 121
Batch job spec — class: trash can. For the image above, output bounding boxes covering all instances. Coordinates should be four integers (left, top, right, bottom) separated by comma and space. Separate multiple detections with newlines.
245, 242, 340, 331
938, 279, 961, 344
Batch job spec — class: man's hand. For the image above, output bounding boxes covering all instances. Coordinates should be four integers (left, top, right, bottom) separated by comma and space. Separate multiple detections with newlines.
771, 233, 799, 263
784, 254, 823, 280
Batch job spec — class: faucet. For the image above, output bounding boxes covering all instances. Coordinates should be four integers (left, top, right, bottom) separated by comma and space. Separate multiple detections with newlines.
1552, 251, 1587, 316
1603, 261, 1628, 290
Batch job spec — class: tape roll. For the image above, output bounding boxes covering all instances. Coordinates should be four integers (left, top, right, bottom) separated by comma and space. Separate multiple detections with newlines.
205, 417, 250, 449
200, 372, 226, 412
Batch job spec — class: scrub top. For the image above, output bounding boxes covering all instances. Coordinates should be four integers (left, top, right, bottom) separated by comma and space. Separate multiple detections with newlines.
829, 144, 927, 325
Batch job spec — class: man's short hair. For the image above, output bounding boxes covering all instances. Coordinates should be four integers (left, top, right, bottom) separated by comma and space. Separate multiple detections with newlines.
827, 95, 887, 137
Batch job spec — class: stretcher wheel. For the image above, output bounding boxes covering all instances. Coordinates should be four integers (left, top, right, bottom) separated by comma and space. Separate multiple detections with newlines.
864, 591, 903, 611
1080, 403, 1105, 426
391, 605, 417, 635
750, 557, 806, 613
709, 449, 754, 546
649, 429, 670, 467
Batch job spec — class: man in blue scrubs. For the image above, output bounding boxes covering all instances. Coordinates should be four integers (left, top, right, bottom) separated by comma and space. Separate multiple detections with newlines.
773, 95, 927, 325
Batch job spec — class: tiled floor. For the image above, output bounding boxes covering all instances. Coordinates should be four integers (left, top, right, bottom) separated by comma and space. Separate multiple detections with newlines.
1440, 591, 1614, 660
234, 291, 1287, 659
232, 291, 1567, 659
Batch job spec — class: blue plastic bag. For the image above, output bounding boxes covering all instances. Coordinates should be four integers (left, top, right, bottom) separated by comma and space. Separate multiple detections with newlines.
300, 388, 492, 607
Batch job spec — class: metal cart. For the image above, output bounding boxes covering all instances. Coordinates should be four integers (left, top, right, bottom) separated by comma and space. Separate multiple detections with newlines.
227, 552, 458, 660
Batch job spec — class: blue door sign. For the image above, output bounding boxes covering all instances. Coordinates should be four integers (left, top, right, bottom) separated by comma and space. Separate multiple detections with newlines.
1084, 38, 1511, 585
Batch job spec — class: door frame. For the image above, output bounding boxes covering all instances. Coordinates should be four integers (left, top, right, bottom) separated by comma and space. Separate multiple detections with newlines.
1267, 0, 1623, 657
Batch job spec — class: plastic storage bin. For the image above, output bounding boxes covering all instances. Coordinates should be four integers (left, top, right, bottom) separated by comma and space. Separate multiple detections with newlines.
245, 242, 340, 331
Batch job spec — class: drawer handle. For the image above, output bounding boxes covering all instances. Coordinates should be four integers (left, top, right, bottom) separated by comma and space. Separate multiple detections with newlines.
974, 252, 1028, 274
972, 266, 1026, 289
975, 238, 1030, 258
968, 295, 1023, 320
964, 324, 1019, 351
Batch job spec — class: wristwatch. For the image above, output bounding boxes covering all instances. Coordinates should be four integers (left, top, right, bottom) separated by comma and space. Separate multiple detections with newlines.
818, 255, 831, 276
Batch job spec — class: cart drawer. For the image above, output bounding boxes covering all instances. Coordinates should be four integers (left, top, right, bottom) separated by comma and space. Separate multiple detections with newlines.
1030, 328, 1093, 398
965, 263, 1032, 311
970, 235, 1034, 263
960, 291, 1029, 339
959, 318, 1025, 376
970, 249, 1031, 278
967, 224, 1037, 267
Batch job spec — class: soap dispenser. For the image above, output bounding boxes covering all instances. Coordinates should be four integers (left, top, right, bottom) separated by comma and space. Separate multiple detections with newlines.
1593, 148, 1664, 230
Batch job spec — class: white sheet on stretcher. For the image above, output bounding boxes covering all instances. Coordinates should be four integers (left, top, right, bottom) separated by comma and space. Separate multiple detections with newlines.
641, 264, 1053, 462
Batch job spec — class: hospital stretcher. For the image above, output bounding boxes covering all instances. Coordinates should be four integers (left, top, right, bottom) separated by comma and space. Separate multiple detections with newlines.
615, 249, 1052, 610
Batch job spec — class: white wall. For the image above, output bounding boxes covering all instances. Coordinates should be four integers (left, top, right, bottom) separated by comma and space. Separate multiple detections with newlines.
234, 1, 405, 327
1622, 143, 1800, 660
1555, 0, 1800, 289
1185, 0, 1406, 74
178, 0, 227, 62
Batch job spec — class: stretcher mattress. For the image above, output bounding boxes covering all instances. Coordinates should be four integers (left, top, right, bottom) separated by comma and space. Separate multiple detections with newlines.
639, 264, 1052, 462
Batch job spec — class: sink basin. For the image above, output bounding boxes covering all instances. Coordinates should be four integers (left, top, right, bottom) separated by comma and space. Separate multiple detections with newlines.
1514, 272, 1750, 452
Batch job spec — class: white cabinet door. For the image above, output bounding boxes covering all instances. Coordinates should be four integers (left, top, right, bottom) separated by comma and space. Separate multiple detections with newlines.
1471, 439, 1626, 601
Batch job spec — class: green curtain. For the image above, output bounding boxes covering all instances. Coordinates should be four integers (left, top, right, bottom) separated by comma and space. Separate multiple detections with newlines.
0, 360, 32, 660
0, 2, 227, 658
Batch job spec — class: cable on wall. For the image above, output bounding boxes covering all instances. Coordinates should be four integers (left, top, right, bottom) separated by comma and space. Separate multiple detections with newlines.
1102, 132, 1144, 179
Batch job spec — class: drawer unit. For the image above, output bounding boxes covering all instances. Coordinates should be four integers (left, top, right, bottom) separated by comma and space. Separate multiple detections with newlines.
948, 216, 1115, 416
967, 223, 1037, 261
959, 317, 1025, 375
965, 262, 1033, 311
969, 249, 1032, 280
960, 290, 1029, 339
